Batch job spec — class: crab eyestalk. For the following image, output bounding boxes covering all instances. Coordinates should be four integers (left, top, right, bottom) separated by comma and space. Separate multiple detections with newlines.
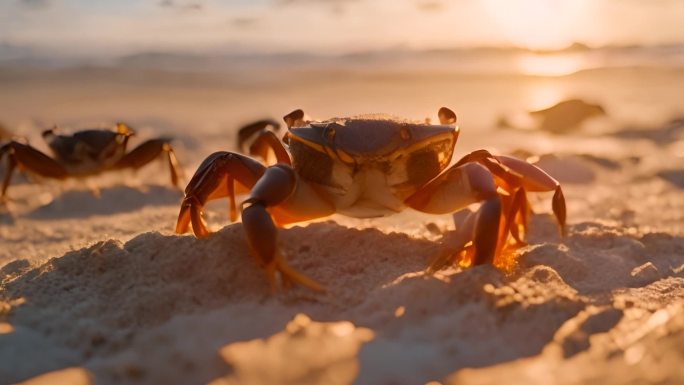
283, 109, 307, 129
41, 125, 58, 140
115, 122, 135, 136
438, 107, 457, 125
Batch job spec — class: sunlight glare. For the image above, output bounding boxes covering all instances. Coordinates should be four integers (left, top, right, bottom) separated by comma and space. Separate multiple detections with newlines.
516, 53, 587, 76
479, 0, 591, 49
522, 81, 567, 111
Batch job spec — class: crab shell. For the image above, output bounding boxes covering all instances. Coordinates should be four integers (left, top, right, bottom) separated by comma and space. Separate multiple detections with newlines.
283, 114, 459, 217
42, 123, 134, 174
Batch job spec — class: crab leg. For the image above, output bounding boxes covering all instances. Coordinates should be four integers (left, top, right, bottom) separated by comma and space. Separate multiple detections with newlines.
235, 118, 291, 166
1, 154, 16, 200
453, 149, 524, 187
176, 152, 265, 237
0, 141, 68, 199
495, 155, 566, 235
241, 164, 324, 292
247, 130, 292, 166
406, 162, 502, 266
237, 119, 281, 151
112, 139, 184, 188
453, 150, 565, 238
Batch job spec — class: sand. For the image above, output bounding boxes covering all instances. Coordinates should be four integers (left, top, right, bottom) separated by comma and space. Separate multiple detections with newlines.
1, 65, 684, 385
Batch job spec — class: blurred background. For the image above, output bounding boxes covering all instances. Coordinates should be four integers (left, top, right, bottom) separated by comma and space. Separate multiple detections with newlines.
1, 0, 684, 230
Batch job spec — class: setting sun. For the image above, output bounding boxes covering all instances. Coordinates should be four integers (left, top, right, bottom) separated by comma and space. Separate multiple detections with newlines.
479, 0, 592, 49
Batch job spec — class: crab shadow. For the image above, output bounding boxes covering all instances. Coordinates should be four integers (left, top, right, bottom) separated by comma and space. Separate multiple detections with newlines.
658, 169, 684, 188
25, 184, 182, 220
611, 116, 684, 145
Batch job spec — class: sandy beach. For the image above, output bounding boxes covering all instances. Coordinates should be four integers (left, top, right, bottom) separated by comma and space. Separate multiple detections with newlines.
1, 61, 683, 384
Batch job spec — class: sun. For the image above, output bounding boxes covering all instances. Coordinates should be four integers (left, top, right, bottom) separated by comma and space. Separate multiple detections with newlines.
479, 0, 591, 50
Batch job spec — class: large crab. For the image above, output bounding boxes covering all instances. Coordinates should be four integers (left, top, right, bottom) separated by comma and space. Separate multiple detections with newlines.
0, 123, 183, 200
176, 108, 565, 291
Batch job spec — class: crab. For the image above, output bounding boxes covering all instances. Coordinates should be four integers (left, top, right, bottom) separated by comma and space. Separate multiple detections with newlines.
176, 108, 566, 291
0, 123, 183, 200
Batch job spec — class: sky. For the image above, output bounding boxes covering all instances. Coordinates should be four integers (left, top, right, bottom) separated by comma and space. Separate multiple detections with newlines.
1, 0, 684, 57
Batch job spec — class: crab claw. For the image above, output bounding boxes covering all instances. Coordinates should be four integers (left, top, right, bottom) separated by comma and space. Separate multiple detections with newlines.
495, 155, 566, 236
175, 152, 265, 237
176, 155, 323, 292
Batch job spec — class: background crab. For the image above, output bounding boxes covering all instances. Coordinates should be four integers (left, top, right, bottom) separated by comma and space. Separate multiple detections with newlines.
0, 123, 183, 200
176, 108, 565, 291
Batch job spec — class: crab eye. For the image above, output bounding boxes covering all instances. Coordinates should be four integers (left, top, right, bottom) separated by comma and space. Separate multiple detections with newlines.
400, 127, 411, 140
325, 127, 336, 141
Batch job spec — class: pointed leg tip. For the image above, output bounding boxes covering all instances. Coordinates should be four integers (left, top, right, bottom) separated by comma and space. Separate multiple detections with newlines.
301, 279, 326, 293
194, 229, 211, 238
273, 255, 325, 293
426, 250, 453, 274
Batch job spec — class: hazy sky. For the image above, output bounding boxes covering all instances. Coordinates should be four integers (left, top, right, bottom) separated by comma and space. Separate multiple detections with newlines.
2, 0, 684, 57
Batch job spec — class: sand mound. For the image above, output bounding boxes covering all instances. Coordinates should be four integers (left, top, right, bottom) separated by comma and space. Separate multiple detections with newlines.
1, 217, 683, 384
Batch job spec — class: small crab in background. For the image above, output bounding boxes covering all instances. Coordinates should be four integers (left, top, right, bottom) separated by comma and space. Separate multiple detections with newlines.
176, 108, 566, 291
0, 123, 183, 200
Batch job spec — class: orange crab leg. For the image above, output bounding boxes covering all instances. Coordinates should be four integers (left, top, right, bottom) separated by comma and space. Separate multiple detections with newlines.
409, 149, 566, 271
451, 150, 530, 247
406, 162, 502, 266
505, 187, 530, 245
453, 150, 565, 238
237, 119, 280, 152
112, 139, 184, 188
495, 155, 566, 235
248, 130, 292, 166
0, 141, 68, 199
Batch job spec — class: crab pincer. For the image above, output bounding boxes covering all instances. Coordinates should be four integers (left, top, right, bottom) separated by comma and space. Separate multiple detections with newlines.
175, 152, 324, 292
